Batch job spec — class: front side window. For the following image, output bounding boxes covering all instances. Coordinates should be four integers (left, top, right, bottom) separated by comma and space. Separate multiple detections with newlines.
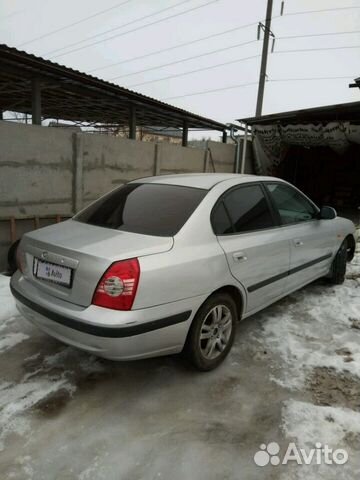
74, 183, 207, 236
217, 184, 274, 234
266, 183, 317, 225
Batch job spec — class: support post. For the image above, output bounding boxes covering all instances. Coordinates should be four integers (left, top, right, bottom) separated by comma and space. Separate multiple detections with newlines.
31, 78, 42, 125
240, 123, 248, 174
129, 105, 136, 139
182, 119, 188, 147
222, 130, 227, 143
72, 133, 84, 214
255, 0, 273, 117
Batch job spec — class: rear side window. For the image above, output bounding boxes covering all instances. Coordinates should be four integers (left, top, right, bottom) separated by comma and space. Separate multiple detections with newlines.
75, 183, 207, 236
212, 202, 234, 235
220, 185, 274, 234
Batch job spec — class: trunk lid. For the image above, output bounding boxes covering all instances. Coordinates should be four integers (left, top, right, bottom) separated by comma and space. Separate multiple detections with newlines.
21, 219, 173, 307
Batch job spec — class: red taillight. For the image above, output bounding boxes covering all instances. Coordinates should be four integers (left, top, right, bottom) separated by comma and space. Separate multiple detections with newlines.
92, 258, 140, 311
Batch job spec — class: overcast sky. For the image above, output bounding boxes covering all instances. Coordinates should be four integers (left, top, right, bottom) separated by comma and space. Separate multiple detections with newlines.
1, 0, 360, 138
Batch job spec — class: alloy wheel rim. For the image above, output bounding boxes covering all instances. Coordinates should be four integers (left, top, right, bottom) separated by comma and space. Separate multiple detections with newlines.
199, 304, 232, 360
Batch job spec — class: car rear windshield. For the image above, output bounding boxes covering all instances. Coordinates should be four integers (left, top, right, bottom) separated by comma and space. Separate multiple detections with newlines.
74, 183, 207, 236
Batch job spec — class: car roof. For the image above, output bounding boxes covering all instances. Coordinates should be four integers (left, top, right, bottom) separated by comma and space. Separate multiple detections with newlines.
131, 173, 278, 190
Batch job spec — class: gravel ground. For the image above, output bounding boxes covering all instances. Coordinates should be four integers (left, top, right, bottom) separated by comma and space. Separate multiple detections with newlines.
0, 242, 359, 480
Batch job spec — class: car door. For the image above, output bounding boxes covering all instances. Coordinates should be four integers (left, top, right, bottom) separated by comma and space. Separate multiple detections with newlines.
212, 183, 291, 315
264, 182, 337, 293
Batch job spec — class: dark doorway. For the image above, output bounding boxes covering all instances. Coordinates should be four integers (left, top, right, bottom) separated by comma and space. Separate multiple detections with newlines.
274, 144, 360, 224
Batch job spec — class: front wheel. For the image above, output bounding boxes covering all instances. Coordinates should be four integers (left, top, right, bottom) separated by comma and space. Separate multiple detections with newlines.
328, 239, 348, 285
184, 293, 237, 371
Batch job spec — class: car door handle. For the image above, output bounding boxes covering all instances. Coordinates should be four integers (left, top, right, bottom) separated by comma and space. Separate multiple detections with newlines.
233, 251, 248, 262
294, 239, 304, 247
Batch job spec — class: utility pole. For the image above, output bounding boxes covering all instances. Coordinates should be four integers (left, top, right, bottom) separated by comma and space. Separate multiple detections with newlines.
255, 0, 273, 117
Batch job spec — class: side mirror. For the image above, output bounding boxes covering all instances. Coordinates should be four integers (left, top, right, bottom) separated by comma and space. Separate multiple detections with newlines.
319, 206, 337, 220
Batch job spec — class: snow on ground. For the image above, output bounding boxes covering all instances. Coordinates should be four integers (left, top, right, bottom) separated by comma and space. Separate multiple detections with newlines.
0, 332, 29, 354
0, 274, 105, 453
252, 241, 360, 479
282, 400, 360, 448
256, 248, 360, 389
0, 278, 28, 353
0, 276, 17, 321
1, 241, 360, 479
280, 400, 360, 480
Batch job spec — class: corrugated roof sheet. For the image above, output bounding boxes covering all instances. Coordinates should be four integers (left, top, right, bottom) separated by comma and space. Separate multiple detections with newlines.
238, 101, 360, 126
0, 43, 227, 130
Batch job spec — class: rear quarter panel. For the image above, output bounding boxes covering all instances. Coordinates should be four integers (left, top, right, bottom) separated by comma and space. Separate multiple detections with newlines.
133, 239, 243, 310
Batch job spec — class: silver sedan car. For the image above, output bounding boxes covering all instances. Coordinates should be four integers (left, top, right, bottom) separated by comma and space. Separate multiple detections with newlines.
11, 174, 356, 370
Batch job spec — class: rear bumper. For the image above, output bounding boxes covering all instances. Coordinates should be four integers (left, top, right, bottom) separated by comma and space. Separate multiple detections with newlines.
10, 272, 204, 360
11, 285, 191, 338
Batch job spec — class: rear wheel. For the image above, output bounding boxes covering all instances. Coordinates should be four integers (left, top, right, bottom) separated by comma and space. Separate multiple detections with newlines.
184, 293, 237, 371
328, 239, 348, 285
7, 239, 20, 275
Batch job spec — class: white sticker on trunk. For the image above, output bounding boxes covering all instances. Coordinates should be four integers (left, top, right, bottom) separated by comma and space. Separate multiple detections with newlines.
34, 259, 72, 287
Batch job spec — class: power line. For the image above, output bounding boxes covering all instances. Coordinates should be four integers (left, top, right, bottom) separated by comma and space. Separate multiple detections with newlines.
126, 41, 359, 90
284, 5, 360, 16
271, 75, 356, 82
162, 75, 355, 100
17, 0, 133, 48
89, 20, 261, 74
3, 8, 26, 20
274, 45, 360, 54
45, 0, 218, 59
278, 29, 360, 40
44, 0, 193, 56
44, 3, 360, 61
108, 39, 258, 81
254, 2, 360, 116
127, 54, 261, 88
88, 27, 360, 76
163, 81, 259, 100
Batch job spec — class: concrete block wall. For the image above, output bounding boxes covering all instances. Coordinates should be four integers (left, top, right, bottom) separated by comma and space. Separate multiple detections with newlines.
207, 141, 236, 173
0, 121, 74, 218
81, 133, 156, 209
0, 120, 251, 270
159, 143, 205, 175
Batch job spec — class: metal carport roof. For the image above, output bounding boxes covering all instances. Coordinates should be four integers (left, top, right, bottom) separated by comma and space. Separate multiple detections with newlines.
238, 101, 360, 126
0, 44, 227, 135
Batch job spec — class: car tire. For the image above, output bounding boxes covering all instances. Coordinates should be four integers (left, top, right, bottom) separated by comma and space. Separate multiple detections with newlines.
7, 239, 20, 275
328, 239, 348, 285
184, 292, 237, 371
